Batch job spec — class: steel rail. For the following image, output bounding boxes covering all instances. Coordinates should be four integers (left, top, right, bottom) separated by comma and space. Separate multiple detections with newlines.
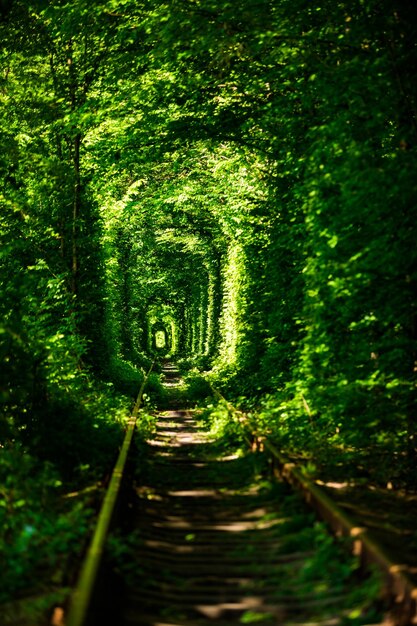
65, 360, 156, 626
209, 383, 417, 624
264, 440, 417, 621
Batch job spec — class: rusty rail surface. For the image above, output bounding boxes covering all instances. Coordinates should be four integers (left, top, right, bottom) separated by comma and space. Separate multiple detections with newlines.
209, 384, 417, 625
65, 360, 155, 626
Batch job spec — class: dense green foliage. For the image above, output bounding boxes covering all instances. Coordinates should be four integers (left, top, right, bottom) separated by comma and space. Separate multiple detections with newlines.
1, 0, 417, 606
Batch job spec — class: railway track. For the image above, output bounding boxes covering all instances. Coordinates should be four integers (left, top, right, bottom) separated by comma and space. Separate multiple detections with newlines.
120, 409, 379, 626
64, 364, 417, 626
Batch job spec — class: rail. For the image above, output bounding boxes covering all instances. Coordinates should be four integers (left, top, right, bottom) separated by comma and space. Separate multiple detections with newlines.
209, 383, 417, 624
65, 360, 156, 626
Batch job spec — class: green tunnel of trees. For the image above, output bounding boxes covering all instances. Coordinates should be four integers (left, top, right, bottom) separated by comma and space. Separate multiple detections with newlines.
1, 0, 417, 599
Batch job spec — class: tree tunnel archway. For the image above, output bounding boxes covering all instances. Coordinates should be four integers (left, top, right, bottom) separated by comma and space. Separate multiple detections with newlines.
108, 192, 230, 366
151, 321, 171, 355
145, 302, 180, 358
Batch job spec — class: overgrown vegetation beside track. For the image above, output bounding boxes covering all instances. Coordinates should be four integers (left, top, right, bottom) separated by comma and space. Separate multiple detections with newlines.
0, 378, 168, 622
0, 384, 124, 609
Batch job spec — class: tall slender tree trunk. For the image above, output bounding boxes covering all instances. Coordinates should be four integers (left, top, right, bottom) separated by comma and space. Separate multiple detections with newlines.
71, 133, 81, 295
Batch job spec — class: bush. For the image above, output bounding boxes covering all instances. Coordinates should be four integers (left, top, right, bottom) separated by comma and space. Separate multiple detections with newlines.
18, 386, 124, 483
0, 447, 94, 602
144, 371, 167, 407
107, 357, 143, 397
184, 369, 212, 402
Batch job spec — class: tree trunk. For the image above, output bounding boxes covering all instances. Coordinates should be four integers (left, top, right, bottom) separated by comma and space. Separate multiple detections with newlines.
71, 133, 81, 295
